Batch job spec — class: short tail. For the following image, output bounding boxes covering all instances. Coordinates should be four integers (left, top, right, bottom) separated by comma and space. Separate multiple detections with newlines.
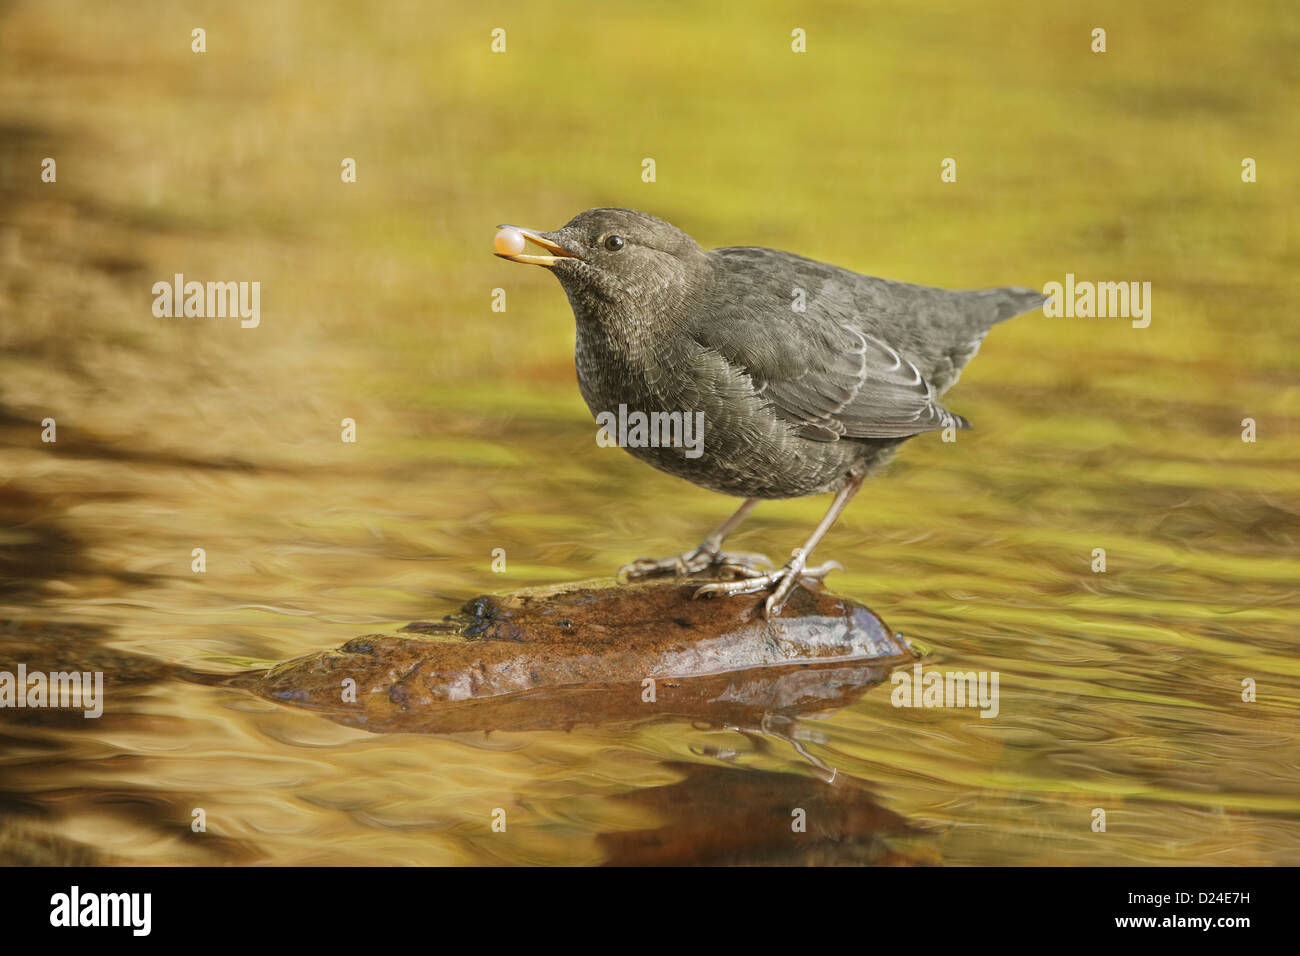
981, 286, 1050, 325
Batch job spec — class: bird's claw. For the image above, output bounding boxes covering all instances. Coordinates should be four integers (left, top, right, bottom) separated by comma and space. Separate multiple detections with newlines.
693, 559, 844, 617
618, 547, 773, 582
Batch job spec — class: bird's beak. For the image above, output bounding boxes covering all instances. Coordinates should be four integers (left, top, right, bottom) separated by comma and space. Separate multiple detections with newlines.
494, 226, 583, 267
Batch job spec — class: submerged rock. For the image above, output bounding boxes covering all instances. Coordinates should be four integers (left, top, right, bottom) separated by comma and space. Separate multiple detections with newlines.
236, 578, 913, 734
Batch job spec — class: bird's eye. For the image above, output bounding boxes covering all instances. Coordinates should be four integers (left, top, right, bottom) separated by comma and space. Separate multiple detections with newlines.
603, 235, 625, 252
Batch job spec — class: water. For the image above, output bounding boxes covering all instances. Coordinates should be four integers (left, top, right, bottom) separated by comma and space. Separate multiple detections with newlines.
1, 0, 1298, 865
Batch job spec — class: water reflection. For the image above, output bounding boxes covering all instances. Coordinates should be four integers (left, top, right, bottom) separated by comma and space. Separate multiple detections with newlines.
598, 762, 922, 866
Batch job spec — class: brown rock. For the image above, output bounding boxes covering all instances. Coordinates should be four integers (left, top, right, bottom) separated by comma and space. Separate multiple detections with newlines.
236, 578, 913, 734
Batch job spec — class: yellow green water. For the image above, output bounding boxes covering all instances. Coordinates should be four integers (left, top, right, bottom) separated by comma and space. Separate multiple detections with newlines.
0, 0, 1297, 864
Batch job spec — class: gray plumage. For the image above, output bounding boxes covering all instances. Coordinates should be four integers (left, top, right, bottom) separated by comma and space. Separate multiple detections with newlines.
500, 207, 1045, 501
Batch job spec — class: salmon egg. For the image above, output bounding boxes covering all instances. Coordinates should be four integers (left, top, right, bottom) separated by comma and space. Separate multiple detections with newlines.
494, 227, 526, 256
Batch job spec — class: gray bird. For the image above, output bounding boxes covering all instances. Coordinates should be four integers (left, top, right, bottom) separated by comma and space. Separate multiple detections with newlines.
495, 208, 1044, 616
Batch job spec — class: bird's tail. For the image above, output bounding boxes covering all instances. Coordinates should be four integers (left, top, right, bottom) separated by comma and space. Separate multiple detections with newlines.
981, 286, 1050, 325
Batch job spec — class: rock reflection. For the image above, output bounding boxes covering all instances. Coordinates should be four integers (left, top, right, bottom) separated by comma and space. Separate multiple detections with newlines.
598, 761, 923, 866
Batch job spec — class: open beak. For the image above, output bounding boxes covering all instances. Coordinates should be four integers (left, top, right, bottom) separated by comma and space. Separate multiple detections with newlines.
494, 225, 583, 267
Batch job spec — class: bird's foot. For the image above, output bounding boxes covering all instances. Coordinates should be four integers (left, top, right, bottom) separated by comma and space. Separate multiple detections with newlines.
693, 550, 843, 618
618, 546, 773, 582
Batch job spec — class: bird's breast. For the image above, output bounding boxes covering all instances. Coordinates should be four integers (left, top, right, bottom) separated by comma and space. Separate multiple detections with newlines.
571, 320, 864, 499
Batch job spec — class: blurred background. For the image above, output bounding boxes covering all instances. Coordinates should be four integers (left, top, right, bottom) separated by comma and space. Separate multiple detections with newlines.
0, 0, 1297, 865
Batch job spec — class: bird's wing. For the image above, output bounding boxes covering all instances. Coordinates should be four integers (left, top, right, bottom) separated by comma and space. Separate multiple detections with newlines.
692, 308, 968, 442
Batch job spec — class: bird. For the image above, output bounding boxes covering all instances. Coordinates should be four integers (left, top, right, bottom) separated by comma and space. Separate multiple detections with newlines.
494, 208, 1045, 617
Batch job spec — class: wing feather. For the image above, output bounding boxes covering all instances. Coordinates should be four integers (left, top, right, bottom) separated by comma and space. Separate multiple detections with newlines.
695, 317, 969, 442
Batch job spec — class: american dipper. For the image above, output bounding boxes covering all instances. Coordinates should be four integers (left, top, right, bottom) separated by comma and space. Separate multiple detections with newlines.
495, 208, 1044, 616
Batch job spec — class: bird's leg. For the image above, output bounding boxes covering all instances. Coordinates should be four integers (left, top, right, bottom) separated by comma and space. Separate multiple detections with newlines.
618, 498, 772, 581
694, 475, 863, 618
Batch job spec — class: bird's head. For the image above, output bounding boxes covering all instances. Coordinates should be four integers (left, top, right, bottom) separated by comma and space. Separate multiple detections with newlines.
494, 208, 711, 320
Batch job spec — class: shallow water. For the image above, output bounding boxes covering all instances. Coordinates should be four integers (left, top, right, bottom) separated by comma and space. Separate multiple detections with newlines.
1, 0, 1298, 865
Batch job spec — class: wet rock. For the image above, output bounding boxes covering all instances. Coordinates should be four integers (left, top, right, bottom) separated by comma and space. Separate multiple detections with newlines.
236, 578, 913, 734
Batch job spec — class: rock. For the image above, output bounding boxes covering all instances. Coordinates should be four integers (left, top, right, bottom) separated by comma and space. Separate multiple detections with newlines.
235, 578, 913, 734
